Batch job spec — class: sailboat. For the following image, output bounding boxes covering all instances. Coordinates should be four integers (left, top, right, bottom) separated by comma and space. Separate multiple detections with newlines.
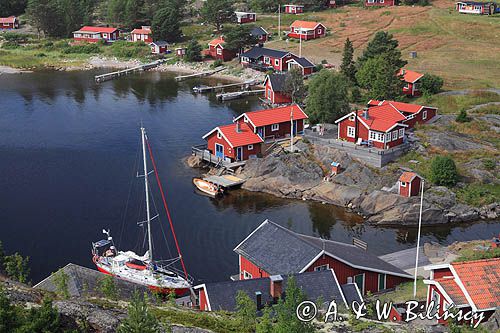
91, 127, 192, 295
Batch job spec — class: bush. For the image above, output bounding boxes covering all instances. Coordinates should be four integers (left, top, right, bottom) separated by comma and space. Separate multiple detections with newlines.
3, 253, 30, 284
457, 184, 500, 207
106, 41, 149, 59
210, 59, 223, 68
455, 109, 471, 123
482, 158, 496, 170
420, 73, 444, 95
62, 43, 101, 54
428, 155, 458, 187
99, 275, 118, 300
52, 269, 70, 299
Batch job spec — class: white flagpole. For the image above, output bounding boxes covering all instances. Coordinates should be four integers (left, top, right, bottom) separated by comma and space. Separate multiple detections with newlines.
299, 32, 302, 57
278, 5, 281, 40
413, 178, 424, 298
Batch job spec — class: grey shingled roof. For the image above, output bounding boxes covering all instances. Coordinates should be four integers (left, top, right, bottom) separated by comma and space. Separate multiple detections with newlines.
291, 57, 315, 68
341, 283, 363, 306
234, 220, 412, 278
240, 46, 291, 60
250, 26, 268, 37
266, 73, 287, 92
199, 270, 346, 311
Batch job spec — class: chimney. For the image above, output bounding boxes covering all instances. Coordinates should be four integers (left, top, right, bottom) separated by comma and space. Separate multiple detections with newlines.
236, 122, 241, 133
270, 275, 283, 299
363, 107, 369, 120
255, 291, 263, 310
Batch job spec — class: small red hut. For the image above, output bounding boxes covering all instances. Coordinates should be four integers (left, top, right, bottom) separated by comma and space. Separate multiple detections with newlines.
284, 4, 304, 14
0, 16, 19, 29
131, 26, 152, 43
398, 172, 421, 197
208, 37, 236, 62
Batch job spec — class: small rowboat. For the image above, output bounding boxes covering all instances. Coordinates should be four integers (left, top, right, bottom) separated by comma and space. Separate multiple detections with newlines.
193, 178, 223, 197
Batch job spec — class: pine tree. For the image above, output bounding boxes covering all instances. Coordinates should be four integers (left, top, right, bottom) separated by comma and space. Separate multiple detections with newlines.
201, 0, 234, 32
185, 39, 202, 62
3, 253, 30, 284
235, 290, 257, 332
0, 286, 21, 333
358, 31, 407, 69
255, 305, 274, 333
152, 6, 181, 42
340, 38, 356, 83
355, 54, 403, 100
22, 298, 61, 333
283, 68, 306, 104
117, 292, 162, 333
273, 277, 314, 333
124, 0, 141, 29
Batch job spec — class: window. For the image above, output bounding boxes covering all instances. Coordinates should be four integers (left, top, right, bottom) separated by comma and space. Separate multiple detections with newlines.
385, 133, 391, 142
274, 59, 280, 67
243, 271, 252, 279
248, 144, 254, 150
271, 124, 279, 131
423, 110, 428, 120
368, 0, 374, 3
400, 181, 407, 187
399, 128, 405, 138
377, 132, 384, 142
264, 57, 270, 64
369, 131, 377, 141
347, 126, 355, 138
404, 83, 410, 89
314, 264, 330, 271
380, 0, 384, 3
378, 274, 387, 291
216, 48, 222, 55
392, 131, 398, 140
217, 131, 222, 139
241, 56, 249, 62
318, 29, 322, 34
349, 115, 355, 121
244, 117, 249, 123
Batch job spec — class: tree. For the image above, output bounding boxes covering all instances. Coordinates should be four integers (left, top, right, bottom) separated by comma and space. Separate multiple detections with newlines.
124, 0, 141, 29
4, 253, 30, 284
357, 31, 407, 69
22, 298, 62, 333
117, 292, 162, 333
250, 0, 282, 12
420, 73, 444, 95
107, 0, 126, 24
201, 0, 234, 32
0, 285, 21, 333
306, 70, 350, 124
340, 38, 356, 83
0, 0, 28, 16
185, 39, 202, 62
283, 67, 306, 104
99, 275, 118, 300
255, 305, 274, 333
429, 155, 458, 187
455, 109, 471, 123
52, 269, 70, 299
152, 5, 181, 42
223, 25, 258, 53
235, 290, 256, 332
356, 54, 403, 100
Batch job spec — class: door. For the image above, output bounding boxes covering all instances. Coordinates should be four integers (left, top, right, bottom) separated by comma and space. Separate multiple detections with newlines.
236, 147, 243, 161
354, 274, 365, 294
292, 120, 298, 135
215, 143, 224, 159
257, 127, 264, 139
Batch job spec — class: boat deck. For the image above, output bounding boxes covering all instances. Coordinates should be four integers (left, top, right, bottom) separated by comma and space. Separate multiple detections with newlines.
203, 175, 245, 188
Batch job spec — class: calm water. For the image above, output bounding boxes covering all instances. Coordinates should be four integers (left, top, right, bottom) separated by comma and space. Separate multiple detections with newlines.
0, 70, 497, 284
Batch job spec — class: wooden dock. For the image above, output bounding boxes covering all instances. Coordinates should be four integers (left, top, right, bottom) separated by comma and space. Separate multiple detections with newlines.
174, 66, 225, 81
194, 80, 261, 93
192, 145, 246, 170
203, 175, 245, 188
94, 59, 167, 83
216, 89, 265, 101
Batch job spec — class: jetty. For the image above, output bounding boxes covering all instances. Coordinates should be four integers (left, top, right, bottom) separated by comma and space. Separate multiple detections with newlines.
174, 66, 225, 81
94, 59, 167, 83
216, 89, 265, 101
193, 80, 261, 93
203, 174, 245, 189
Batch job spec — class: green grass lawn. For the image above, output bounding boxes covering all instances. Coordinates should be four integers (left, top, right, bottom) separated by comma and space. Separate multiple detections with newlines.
416, 91, 500, 114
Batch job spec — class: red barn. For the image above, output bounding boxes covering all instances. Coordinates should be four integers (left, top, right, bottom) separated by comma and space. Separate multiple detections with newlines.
233, 104, 308, 141
424, 258, 500, 325
240, 46, 314, 75
288, 20, 326, 40
335, 105, 408, 149
398, 68, 424, 96
365, 0, 396, 6
284, 4, 304, 14
368, 100, 438, 128
250, 26, 269, 43
398, 172, 422, 197
208, 37, 236, 62
0, 16, 19, 29
202, 123, 263, 162
234, 220, 412, 295
234, 11, 256, 24
131, 26, 152, 43
263, 74, 292, 105
73, 26, 119, 43
150, 41, 168, 54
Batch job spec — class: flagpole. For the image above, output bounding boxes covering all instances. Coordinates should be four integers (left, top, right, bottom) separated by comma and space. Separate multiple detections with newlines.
278, 5, 281, 40
413, 178, 424, 298
299, 32, 302, 57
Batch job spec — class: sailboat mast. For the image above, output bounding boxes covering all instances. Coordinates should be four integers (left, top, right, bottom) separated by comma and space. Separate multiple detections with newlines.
141, 127, 153, 262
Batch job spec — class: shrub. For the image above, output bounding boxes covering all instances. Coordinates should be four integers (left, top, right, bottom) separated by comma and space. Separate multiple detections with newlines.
52, 269, 70, 299
482, 158, 496, 170
3, 253, 30, 284
98, 275, 118, 300
62, 43, 101, 54
420, 73, 444, 95
457, 184, 500, 207
210, 59, 223, 68
455, 109, 471, 123
106, 41, 149, 59
428, 155, 458, 187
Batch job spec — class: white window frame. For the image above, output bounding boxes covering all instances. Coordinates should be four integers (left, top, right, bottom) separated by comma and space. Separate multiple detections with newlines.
392, 130, 398, 140
217, 131, 222, 139
248, 144, 253, 150
400, 181, 407, 187
377, 132, 384, 142
380, 0, 384, 3
314, 264, 330, 271
349, 115, 355, 121
241, 56, 249, 62
378, 273, 387, 291
385, 133, 391, 142
369, 131, 378, 141
399, 128, 405, 138
274, 59, 279, 67
318, 28, 322, 34
216, 47, 222, 55
347, 126, 355, 138
271, 124, 279, 131
423, 110, 428, 120
264, 56, 270, 64
243, 271, 252, 279
244, 117, 249, 123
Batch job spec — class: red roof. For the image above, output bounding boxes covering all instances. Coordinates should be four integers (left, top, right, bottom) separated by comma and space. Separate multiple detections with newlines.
241, 104, 308, 127
79, 26, 118, 33
205, 123, 263, 148
356, 105, 406, 132
435, 277, 468, 306
399, 172, 419, 183
208, 37, 225, 47
451, 258, 500, 310
383, 101, 425, 114
0, 16, 16, 24
399, 68, 424, 83
131, 27, 151, 35
290, 20, 323, 30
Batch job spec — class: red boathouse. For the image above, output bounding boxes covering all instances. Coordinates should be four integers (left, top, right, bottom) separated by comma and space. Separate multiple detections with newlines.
234, 220, 412, 295
288, 20, 326, 40
207, 37, 236, 62
398, 172, 422, 197
0, 16, 19, 29
263, 73, 292, 105
73, 26, 119, 43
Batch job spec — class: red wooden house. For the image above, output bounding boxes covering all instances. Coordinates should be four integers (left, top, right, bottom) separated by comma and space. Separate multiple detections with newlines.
0, 16, 19, 29
263, 74, 292, 105
398, 172, 422, 197
240, 46, 314, 75
234, 220, 412, 295
234, 11, 257, 24
131, 26, 152, 43
335, 105, 408, 150
456, 1, 498, 15
234, 104, 308, 141
202, 122, 263, 162
424, 258, 500, 325
288, 20, 326, 40
207, 37, 236, 62
73, 26, 120, 43
284, 4, 304, 14
150, 41, 168, 54
194, 270, 363, 312
398, 68, 424, 96
365, 0, 396, 6
368, 100, 438, 128
250, 26, 269, 44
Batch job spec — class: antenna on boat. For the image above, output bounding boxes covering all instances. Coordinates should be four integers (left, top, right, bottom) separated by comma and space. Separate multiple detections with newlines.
141, 127, 154, 262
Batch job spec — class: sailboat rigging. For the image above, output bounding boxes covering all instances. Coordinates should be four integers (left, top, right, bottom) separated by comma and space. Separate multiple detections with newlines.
91, 127, 192, 295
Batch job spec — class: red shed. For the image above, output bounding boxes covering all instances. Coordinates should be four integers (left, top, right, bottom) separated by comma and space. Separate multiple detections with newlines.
399, 68, 424, 97
150, 41, 168, 54
208, 37, 236, 62
263, 73, 292, 105
73, 26, 119, 43
365, 0, 396, 6
0, 16, 19, 29
234, 219, 413, 295
284, 4, 304, 14
175, 47, 186, 57
288, 20, 326, 40
202, 122, 263, 162
398, 172, 421, 197
234, 11, 257, 24
131, 26, 152, 43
